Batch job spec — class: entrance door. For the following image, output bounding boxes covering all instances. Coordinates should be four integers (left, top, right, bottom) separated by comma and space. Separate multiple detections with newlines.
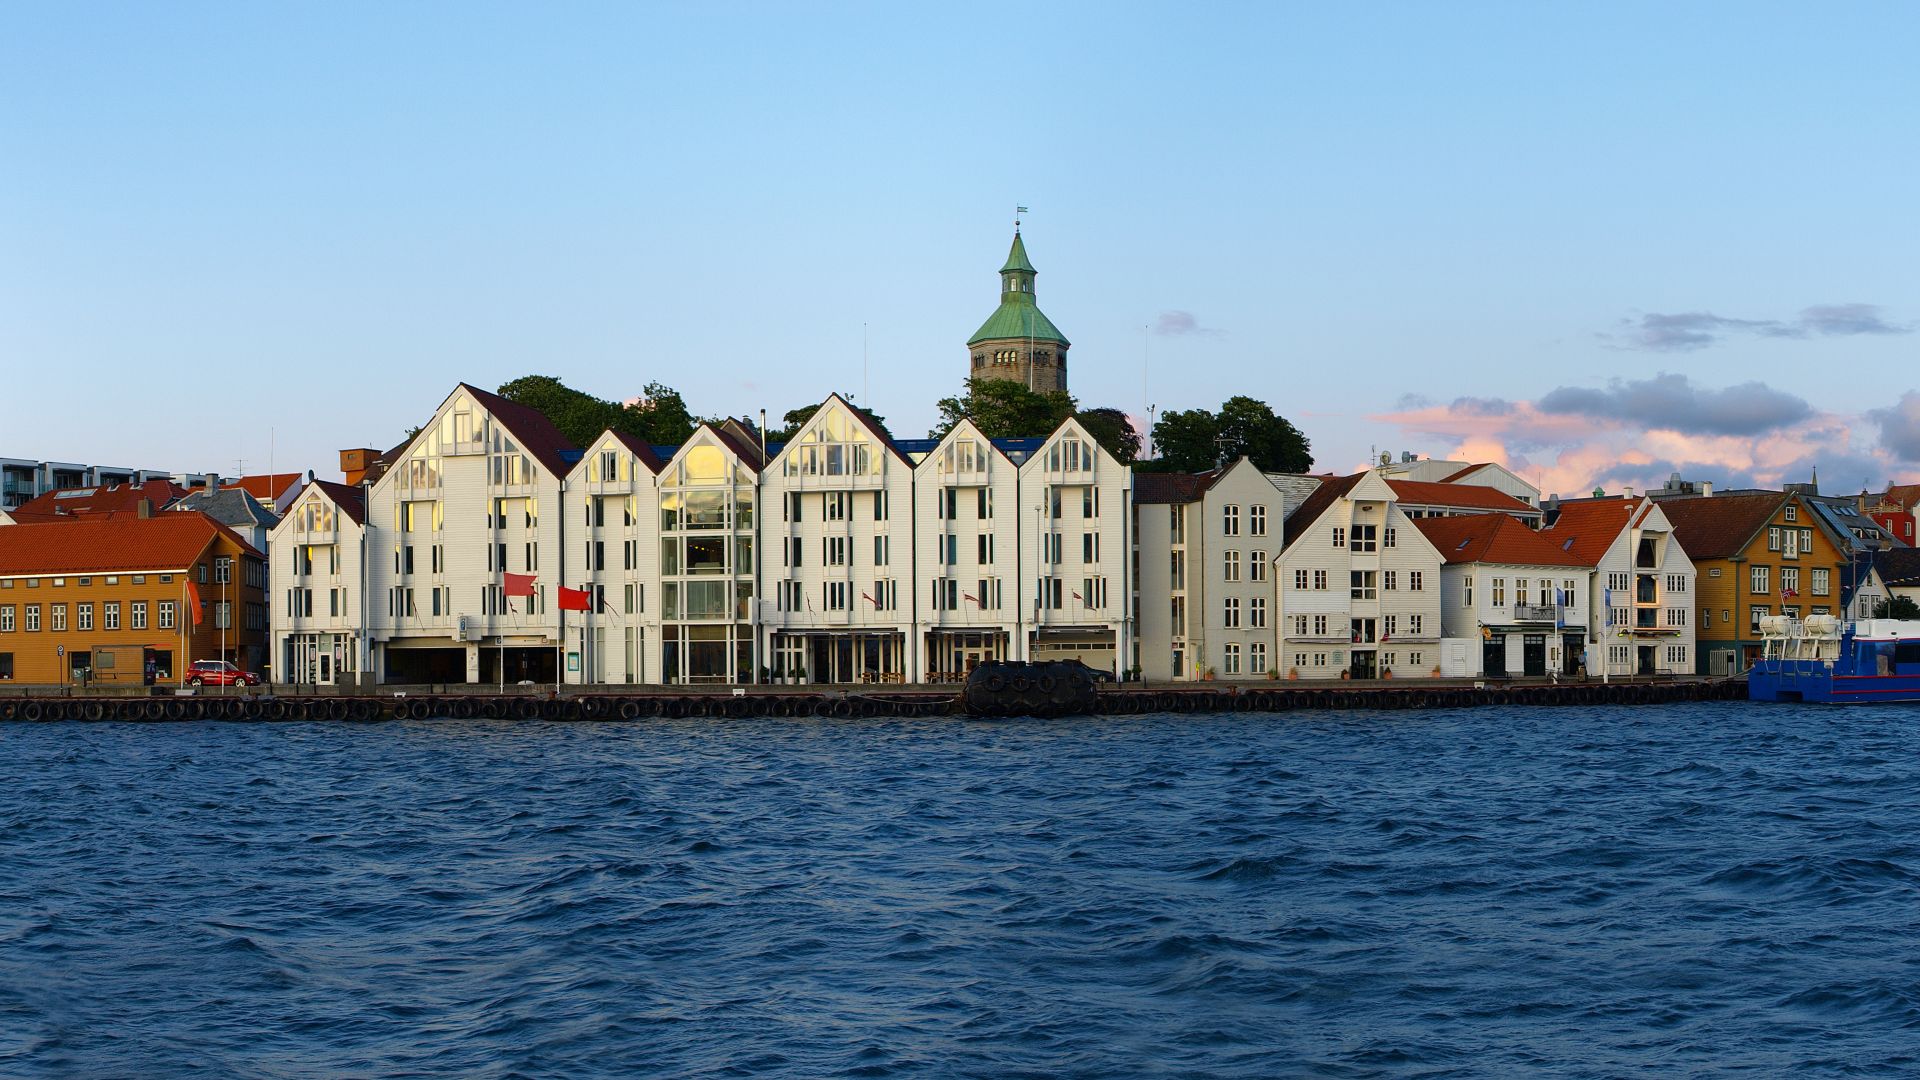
1350, 650, 1377, 680
1483, 635, 1507, 677
1523, 635, 1547, 677
1562, 634, 1584, 676
1637, 646, 1657, 675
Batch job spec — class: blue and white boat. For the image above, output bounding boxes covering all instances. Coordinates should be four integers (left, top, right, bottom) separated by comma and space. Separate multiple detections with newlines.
1749, 615, 1920, 703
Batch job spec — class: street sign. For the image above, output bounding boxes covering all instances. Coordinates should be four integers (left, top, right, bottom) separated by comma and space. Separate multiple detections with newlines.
56, 645, 64, 657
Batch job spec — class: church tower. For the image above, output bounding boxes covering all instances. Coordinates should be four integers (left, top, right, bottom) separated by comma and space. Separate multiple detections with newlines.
967, 228, 1070, 393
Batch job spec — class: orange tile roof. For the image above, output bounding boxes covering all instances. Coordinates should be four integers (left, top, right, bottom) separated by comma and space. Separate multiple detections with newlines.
1540, 497, 1644, 565
226, 473, 303, 501
9, 480, 186, 523
1415, 512, 1592, 567
0, 512, 255, 576
1386, 479, 1538, 515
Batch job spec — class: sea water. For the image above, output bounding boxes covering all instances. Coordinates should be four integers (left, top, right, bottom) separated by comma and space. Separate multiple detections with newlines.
2, 702, 1917, 1077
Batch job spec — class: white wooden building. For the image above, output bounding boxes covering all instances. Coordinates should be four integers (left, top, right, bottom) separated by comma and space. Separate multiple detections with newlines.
1540, 497, 1698, 677
1415, 513, 1593, 678
269, 480, 368, 685
914, 419, 1025, 680
1016, 419, 1133, 677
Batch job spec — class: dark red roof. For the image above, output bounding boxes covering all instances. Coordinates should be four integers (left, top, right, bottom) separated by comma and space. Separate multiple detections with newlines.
308, 479, 367, 525
1657, 493, 1789, 561
9, 480, 186, 523
1386, 479, 1537, 515
461, 383, 578, 478
1415, 512, 1591, 567
1438, 463, 1491, 483
605, 431, 667, 475
1540, 497, 1644, 565
1132, 470, 1222, 504
1283, 473, 1364, 546
0, 512, 256, 576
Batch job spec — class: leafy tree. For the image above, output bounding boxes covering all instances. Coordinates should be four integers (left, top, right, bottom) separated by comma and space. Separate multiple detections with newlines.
620, 381, 697, 446
1074, 407, 1142, 465
1874, 595, 1920, 619
931, 377, 1078, 441
1148, 396, 1312, 473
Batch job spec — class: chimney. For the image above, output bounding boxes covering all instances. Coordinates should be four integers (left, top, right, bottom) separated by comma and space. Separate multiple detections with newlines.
1701, 481, 1714, 497
137, 498, 152, 519
1624, 486, 1634, 499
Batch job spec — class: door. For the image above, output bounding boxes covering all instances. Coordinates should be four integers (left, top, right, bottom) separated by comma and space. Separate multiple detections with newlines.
1523, 635, 1547, 677
1637, 646, 1657, 675
1483, 635, 1507, 677
1350, 650, 1377, 680
1562, 634, 1584, 676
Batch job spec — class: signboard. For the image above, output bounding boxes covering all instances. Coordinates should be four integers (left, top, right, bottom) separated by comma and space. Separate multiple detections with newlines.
567, 652, 580, 672
56, 645, 65, 657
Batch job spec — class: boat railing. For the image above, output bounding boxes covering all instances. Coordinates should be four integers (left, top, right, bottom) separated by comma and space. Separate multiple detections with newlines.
1758, 615, 1844, 663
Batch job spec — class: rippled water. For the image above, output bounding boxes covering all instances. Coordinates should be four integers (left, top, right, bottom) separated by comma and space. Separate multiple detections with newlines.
3, 703, 1918, 1077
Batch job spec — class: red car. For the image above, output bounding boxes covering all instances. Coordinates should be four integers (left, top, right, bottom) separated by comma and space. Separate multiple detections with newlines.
187, 660, 262, 687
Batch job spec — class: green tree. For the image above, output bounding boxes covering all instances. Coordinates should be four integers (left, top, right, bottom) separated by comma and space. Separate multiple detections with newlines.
1148, 407, 1222, 472
1074, 407, 1142, 464
1148, 396, 1312, 473
1874, 595, 1920, 619
771, 398, 891, 443
931, 378, 1078, 440
619, 381, 697, 446
493, 375, 699, 449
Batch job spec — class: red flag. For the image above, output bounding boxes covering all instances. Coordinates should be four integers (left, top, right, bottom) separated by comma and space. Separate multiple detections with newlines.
186, 581, 204, 626
558, 586, 591, 611
504, 572, 537, 598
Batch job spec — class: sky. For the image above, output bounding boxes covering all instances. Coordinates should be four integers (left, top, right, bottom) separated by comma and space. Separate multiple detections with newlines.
3, 2, 1916, 498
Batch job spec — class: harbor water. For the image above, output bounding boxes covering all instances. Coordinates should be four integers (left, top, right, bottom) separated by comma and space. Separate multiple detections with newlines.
3, 702, 1917, 1077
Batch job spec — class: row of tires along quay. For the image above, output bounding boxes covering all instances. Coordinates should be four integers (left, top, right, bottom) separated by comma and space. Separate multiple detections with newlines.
0, 679, 1747, 724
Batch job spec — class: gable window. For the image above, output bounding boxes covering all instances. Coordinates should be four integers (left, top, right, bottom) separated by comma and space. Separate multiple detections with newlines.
1222, 505, 1240, 536
1249, 505, 1267, 536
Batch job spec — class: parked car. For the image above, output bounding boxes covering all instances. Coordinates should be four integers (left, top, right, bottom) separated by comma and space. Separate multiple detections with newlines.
187, 660, 261, 687
1059, 659, 1116, 684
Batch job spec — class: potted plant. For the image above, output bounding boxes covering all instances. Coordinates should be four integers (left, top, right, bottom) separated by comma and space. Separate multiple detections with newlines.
1288, 667, 1299, 680
1430, 665, 1442, 677
1202, 666, 1217, 681
1381, 667, 1394, 679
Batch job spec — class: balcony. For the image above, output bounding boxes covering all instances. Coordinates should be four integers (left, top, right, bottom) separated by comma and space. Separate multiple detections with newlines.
1511, 604, 1558, 622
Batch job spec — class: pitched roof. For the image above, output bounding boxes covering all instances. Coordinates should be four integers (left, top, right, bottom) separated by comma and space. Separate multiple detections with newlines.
0, 512, 256, 576
8, 479, 186, 523
1283, 473, 1364, 546
1439, 463, 1492, 483
1000, 230, 1036, 274
1385, 479, 1537, 515
1415, 512, 1591, 567
1132, 470, 1221, 505
226, 473, 302, 502
1656, 493, 1789, 561
308, 479, 367, 525
173, 488, 279, 529
605, 431, 667, 475
1540, 497, 1644, 565
1875, 547, 1920, 587
1882, 483, 1920, 509
458, 383, 578, 478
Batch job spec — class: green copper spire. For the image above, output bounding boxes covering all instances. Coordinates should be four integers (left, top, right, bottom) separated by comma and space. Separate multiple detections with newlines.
968, 229, 1068, 347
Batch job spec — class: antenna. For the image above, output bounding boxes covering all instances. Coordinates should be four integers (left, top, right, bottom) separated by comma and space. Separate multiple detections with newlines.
863, 323, 869, 409
1015, 204, 1027, 232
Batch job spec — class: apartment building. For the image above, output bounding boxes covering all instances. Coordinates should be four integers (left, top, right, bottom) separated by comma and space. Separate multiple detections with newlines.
269, 480, 368, 685
1417, 513, 1592, 678
1541, 496, 1698, 677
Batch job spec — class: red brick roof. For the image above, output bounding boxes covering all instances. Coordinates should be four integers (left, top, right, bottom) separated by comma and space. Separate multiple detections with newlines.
1386, 479, 1537, 515
1415, 512, 1591, 567
0, 512, 255, 576
1540, 497, 1644, 565
9, 480, 186, 523
1882, 483, 1920, 510
1656, 493, 1789, 561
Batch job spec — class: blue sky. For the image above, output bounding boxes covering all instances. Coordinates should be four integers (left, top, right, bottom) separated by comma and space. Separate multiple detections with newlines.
3, 3, 1916, 496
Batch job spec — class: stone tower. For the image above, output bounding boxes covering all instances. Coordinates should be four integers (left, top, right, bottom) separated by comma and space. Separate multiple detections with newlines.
967, 228, 1070, 393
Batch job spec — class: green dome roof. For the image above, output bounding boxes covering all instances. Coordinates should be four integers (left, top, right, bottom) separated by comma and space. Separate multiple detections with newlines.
968, 302, 1069, 347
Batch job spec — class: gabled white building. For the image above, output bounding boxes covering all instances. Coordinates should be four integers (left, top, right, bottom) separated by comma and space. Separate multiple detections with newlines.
269, 480, 368, 685
1134, 458, 1287, 681
1276, 471, 1445, 679
1017, 419, 1133, 676
915, 419, 1023, 680
564, 430, 665, 684
653, 421, 764, 684
1415, 513, 1592, 678
761, 396, 915, 683
1541, 496, 1697, 676
363, 383, 576, 685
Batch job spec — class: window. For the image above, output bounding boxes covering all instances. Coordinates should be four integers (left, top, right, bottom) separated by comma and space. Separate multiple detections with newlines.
131, 602, 147, 630
975, 488, 989, 519
1223, 643, 1242, 675
1781, 568, 1800, 596
0, 654, 9, 679
1750, 605, 1770, 633
24, 605, 39, 631
102, 602, 118, 630
826, 492, 847, 521
1751, 566, 1769, 594
1223, 598, 1241, 628
1410, 614, 1423, 635
1313, 570, 1328, 590
828, 536, 848, 566
875, 490, 890, 521
1082, 488, 1099, 518
1293, 615, 1308, 636
1768, 526, 1781, 551
1465, 577, 1474, 606
1811, 569, 1830, 596
1352, 524, 1377, 552
1351, 571, 1376, 600
1667, 607, 1687, 627
1384, 614, 1397, 638
1250, 642, 1267, 674
1313, 615, 1328, 636
1249, 505, 1267, 536
159, 602, 175, 629
1784, 505, 1797, 522
1384, 526, 1397, 548
1223, 550, 1240, 582
50, 605, 65, 632
1332, 526, 1346, 548
1800, 528, 1813, 555
1295, 652, 1309, 669
1223, 505, 1239, 536
1294, 569, 1308, 590
876, 535, 890, 566
213, 557, 231, 584
1083, 532, 1099, 563
1409, 571, 1423, 592
77, 603, 92, 631
1384, 570, 1397, 591
1250, 597, 1267, 628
